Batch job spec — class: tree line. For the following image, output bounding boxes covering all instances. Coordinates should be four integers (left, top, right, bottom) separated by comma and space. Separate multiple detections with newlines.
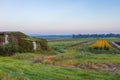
72, 33, 120, 38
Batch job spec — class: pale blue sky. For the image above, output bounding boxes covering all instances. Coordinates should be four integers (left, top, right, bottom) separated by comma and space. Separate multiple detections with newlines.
0, 0, 120, 34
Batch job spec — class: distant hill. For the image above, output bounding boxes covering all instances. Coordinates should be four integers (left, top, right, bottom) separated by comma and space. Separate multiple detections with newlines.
28, 34, 72, 39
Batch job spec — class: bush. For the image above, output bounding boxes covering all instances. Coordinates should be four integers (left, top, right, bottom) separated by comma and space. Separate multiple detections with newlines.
18, 39, 33, 53
0, 43, 19, 56
89, 39, 112, 50
39, 39, 48, 50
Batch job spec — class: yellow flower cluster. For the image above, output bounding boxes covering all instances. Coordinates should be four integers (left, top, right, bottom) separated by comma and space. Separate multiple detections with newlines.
89, 39, 112, 49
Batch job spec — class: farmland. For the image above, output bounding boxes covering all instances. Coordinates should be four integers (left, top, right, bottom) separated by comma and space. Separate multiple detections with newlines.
0, 38, 120, 80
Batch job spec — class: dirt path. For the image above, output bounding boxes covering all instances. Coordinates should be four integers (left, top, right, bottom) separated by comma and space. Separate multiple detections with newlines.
111, 42, 120, 48
66, 41, 90, 49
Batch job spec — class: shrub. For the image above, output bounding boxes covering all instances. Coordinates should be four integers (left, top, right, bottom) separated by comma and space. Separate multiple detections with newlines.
18, 39, 33, 52
9, 32, 28, 38
89, 39, 112, 50
0, 43, 19, 56
39, 39, 48, 50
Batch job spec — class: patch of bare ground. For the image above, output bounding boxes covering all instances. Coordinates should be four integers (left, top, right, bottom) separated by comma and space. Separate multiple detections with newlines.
32, 55, 120, 74
77, 62, 120, 74
111, 42, 120, 48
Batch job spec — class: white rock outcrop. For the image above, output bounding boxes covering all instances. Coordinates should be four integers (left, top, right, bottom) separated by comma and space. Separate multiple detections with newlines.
33, 41, 37, 50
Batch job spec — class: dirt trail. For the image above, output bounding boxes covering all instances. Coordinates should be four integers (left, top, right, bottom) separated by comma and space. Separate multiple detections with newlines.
111, 42, 120, 48
66, 41, 90, 48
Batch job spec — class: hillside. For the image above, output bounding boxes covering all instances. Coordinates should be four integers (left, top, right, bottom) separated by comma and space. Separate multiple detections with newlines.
0, 32, 48, 56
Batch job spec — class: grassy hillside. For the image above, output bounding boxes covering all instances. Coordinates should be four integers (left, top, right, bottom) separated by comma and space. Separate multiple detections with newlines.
0, 32, 48, 56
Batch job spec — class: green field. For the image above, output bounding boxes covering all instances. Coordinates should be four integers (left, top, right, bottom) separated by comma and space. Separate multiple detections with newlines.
0, 38, 120, 80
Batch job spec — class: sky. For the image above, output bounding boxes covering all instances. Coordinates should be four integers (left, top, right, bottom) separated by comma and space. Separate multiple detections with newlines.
0, 0, 120, 34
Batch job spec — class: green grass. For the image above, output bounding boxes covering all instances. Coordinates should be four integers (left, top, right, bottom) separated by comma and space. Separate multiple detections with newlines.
48, 38, 94, 54
0, 54, 120, 80
104, 37, 120, 41
48, 38, 93, 47
0, 38, 120, 80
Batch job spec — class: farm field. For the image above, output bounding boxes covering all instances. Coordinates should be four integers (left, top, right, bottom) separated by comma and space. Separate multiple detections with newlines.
0, 38, 120, 80
1, 0, 120, 80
